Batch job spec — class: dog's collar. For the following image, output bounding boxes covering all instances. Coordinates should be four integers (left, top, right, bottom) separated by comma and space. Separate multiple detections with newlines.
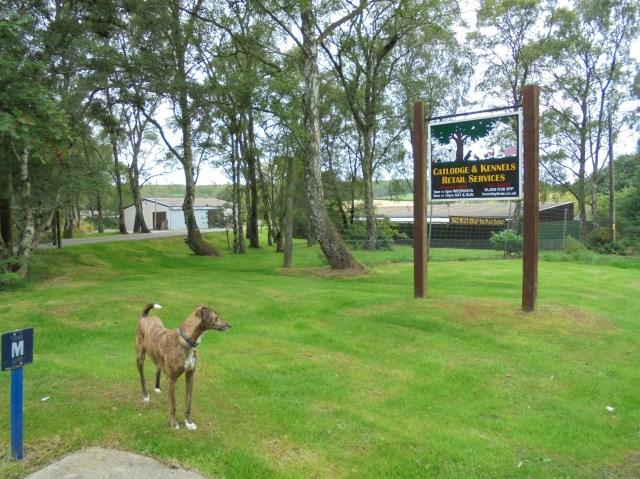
178, 328, 198, 348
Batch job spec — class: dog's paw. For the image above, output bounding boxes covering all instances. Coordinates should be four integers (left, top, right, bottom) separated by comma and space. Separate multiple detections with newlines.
143, 395, 150, 402
185, 420, 197, 431
172, 423, 180, 430
154, 388, 161, 394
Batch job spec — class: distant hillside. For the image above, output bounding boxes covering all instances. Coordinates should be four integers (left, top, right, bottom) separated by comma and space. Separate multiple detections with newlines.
140, 179, 412, 202
140, 184, 233, 201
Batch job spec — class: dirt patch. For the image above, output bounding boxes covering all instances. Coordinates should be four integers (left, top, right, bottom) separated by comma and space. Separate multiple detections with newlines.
281, 266, 369, 279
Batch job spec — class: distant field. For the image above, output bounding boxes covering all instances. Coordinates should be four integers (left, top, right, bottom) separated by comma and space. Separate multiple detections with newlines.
1, 233, 639, 478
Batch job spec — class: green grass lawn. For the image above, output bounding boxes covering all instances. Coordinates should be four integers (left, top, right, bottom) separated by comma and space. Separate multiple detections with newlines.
1, 233, 639, 478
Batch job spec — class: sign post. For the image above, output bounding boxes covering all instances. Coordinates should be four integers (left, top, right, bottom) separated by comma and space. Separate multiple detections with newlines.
521, 85, 540, 312
2, 328, 34, 460
412, 102, 427, 299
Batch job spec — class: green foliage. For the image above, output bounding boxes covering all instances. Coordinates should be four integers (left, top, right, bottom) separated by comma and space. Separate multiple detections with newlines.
587, 226, 611, 247
378, 217, 409, 241
489, 229, 523, 256
342, 222, 394, 250
0, 258, 23, 286
563, 235, 585, 254
431, 116, 512, 147
0, 12, 71, 161
595, 241, 635, 256
586, 228, 637, 256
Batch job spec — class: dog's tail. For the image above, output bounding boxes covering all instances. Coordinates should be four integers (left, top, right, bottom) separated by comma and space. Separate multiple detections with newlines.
141, 303, 162, 318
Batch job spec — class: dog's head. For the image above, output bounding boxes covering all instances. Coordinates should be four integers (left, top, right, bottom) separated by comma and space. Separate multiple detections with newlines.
197, 305, 231, 331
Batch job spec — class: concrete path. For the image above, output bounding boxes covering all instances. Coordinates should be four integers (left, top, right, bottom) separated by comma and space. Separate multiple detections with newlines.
26, 447, 210, 479
39, 230, 190, 248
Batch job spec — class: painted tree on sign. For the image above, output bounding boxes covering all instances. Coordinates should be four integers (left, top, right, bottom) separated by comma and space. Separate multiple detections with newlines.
431, 116, 511, 162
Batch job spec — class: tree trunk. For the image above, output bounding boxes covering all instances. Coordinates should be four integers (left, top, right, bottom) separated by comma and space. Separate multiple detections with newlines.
283, 155, 295, 268
63, 190, 73, 239
232, 132, 246, 254
109, 129, 128, 235
257, 155, 274, 248
590, 174, 599, 230
244, 111, 260, 248
96, 192, 104, 233
182, 167, 222, 256
15, 148, 35, 278
454, 132, 465, 162
362, 134, 377, 250
301, 7, 362, 271
577, 163, 588, 240
128, 149, 150, 233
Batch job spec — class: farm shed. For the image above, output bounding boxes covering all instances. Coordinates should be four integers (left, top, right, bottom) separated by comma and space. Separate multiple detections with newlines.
374, 201, 576, 250
124, 198, 228, 232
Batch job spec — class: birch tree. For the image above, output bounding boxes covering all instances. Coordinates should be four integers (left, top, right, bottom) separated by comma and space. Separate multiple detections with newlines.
127, 0, 223, 256
255, 0, 365, 270
541, 0, 639, 237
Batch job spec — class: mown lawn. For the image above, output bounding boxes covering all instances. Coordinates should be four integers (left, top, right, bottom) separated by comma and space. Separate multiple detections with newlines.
0, 233, 639, 478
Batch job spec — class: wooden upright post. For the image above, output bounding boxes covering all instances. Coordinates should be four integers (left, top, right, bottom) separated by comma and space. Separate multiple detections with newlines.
413, 102, 427, 299
522, 85, 539, 312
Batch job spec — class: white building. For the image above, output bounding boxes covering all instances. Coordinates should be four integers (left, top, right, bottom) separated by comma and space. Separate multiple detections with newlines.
124, 198, 228, 231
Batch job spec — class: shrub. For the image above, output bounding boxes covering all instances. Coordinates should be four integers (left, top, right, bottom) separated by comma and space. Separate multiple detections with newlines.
563, 235, 585, 254
343, 222, 394, 250
0, 258, 23, 287
489, 229, 523, 257
588, 227, 610, 248
594, 240, 635, 256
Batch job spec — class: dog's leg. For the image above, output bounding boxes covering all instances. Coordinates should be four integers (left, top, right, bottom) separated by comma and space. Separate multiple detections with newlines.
184, 369, 197, 430
167, 376, 179, 429
154, 368, 162, 393
136, 349, 150, 402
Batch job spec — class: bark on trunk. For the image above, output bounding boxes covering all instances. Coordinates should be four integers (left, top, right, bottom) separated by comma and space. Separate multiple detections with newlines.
110, 129, 128, 235
244, 112, 260, 248
283, 155, 295, 268
96, 192, 104, 233
232, 133, 246, 254
301, 8, 362, 271
128, 158, 150, 233
361, 136, 377, 250
63, 190, 73, 239
174, 11, 221, 257
183, 173, 223, 257
16, 148, 35, 278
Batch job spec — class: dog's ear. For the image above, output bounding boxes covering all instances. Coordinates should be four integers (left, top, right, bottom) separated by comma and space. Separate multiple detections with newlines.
200, 307, 211, 321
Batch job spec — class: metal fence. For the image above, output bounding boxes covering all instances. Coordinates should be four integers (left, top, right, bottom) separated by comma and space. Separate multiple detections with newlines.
393, 219, 592, 251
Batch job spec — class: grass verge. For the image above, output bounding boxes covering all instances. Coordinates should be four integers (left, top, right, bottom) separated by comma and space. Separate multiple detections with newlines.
0, 233, 639, 478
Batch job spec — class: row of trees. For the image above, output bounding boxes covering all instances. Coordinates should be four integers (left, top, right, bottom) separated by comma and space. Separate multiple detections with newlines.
1, 0, 639, 278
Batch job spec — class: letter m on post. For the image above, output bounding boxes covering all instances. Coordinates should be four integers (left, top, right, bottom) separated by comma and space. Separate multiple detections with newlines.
12, 340, 24, 358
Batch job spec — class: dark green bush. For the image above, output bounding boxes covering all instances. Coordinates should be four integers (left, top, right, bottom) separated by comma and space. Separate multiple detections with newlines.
343, 222, 394, 250
0, 258, 22, 286
489, 229, 523, 257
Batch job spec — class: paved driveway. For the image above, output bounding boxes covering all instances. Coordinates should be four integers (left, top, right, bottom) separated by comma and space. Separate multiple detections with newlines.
39, 230, 223, 248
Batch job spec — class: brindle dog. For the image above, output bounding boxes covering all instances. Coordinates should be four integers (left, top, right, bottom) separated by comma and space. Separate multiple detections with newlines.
135, 303, 230, 429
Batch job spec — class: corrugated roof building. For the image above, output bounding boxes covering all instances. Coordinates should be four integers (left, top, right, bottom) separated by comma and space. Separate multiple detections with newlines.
124, 198, 228, 231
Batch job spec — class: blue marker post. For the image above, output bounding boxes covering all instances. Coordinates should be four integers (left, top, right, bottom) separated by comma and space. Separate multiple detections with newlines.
11, 367, 24, 459
2, 328, 34, 460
